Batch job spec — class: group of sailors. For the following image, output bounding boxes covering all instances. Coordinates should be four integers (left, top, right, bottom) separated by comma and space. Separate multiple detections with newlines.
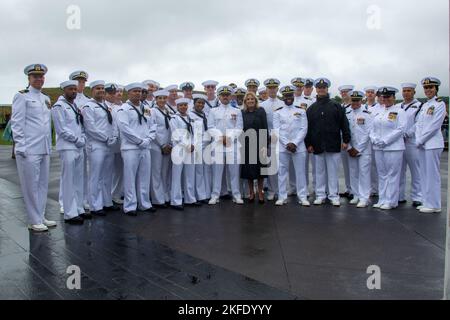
10, 64, 446, 232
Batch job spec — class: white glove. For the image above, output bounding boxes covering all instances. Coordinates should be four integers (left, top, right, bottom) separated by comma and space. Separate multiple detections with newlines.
139, 138, 151, 149
107, 137, 117, 147
75, 137, 86, 148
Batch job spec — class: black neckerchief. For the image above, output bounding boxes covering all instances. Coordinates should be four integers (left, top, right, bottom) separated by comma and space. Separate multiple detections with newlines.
178, 114, 193, 135
94, 100, 113, 124
403, 101, 417, 111
192, 110, 208, 131
204, 98, 219, 109
415, 102, 425, 120
62, 98, 83, 126
166, 103, 177, 114
156, 107, 171, 129
127, 102, 147, 125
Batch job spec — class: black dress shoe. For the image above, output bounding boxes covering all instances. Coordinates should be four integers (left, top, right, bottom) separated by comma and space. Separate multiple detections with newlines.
412, 201, 422, 208
339, 192, 350, 199
200, 199, 210, 204
171, 205, 184, 211
124, 211, 137, 216
80, 213, 92, 220
104, 205, 120, 212
348, 194, 354, 200
91, 210, 106, 217
248, 197, 255, 203
153, 203, 168, 209
143, 207, 157, 213
185, 202, 202, 207
220, 194, 233, 200
65, 216, 84, 225
398, 200, 407, 204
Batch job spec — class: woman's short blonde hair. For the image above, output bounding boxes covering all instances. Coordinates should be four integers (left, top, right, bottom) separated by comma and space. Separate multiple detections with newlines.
242, 91, 260, 111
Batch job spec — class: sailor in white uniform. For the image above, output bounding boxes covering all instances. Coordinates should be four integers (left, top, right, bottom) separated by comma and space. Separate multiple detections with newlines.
260, 78, 285, 201
116, 83, 157, 216
143, 80, 160, 108
202, 80, 220, 115
11, 64, 56, 232
258, 87, 268, 102
370, 87, 407, 210
273, 85, 309, 206
208, 86, 244, 205
150, 90, 173, 207
190, 94, 213, 203
397, 83, 423, 207
180, 82, 195, 110
245, 79, 260, 94
346, 90, 374, 208
415, 77, 446, 214
81, 80, 120, 216
165, 84, 179, 115
52, 80, 89, 225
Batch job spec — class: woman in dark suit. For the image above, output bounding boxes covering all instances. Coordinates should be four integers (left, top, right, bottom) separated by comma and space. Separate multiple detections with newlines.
240, 92, 269, 203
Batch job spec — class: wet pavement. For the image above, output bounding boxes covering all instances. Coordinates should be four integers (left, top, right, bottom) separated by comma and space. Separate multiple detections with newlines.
0, 146, 447, 300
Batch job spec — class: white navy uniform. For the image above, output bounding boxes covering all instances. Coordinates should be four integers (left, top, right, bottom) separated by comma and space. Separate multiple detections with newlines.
398, 99, 423, 203
346, 107, 373, 203
204, 97, 220, 116
11, 87, 52, 225
75, 92, 91, 208
190, 109, 212, 201
52, 96, 86, 220
370, 104, 407, 207
260, 97, 285, 198
415, 96, 446, 210
273, 104, 308, 202
341, 103, 352, 195
208, 103, 244, 200
170, 113, 197, 206
151, 106, 173, 205
81, 99, 117, 212
365, 102, 383, 195
298, 95, 317, 193
116, 101, 156, 213
107, 100, 125, 203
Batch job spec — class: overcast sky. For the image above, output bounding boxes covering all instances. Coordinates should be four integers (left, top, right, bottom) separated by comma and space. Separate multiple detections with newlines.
0, 0, 448, 103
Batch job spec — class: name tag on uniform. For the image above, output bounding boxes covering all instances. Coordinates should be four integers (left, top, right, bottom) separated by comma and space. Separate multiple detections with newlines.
357, 118, 365, 125
427, 107, 435, 115
388, 112, 398, 121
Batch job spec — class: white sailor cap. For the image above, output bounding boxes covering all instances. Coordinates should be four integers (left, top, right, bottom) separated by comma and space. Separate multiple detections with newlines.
264, 78, 281, 88
117, 85, 125, 91
125, 82, 145, 92
280, 85, 295, 96
421, 77, 441, 86
291, 77, 305, 87
378, 86, 399, 96
304, 78, 314, 87
175, 98, 191, 105
70, 70, 89, 80
89, 80, 105, 89
258, 87, 267, 94
165, 84, 178, 91
349, 90, 365, 99
60, 80, 78, 90
217, 86, 233, 95
193, 94, 208, 101
234, 88, 247, 96
364, 86, 378, 92
143, 80, 160, 88
154, 90, 169, 97
401, 83, 417, 89
314, 78, 331, 88
229, 83, 238, 90
105, 83, 119, 92
180, 82, 195, 90
245, 79, 260, 87
338, 85, 355, 92
202, 80, 219, 87
24, 64, 48, 75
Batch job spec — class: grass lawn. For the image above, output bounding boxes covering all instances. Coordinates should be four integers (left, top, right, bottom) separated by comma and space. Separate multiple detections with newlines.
0, 129, 12, 146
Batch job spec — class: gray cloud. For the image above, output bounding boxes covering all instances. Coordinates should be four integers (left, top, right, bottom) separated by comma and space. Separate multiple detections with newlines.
0, 0, 448, 103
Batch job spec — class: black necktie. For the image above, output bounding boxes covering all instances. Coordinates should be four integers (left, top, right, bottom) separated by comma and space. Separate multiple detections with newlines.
95, 101, 113, 124
193, 111, 208, 131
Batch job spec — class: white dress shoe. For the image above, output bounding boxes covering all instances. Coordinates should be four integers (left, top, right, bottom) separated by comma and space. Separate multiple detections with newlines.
275, 199, 287, 206
60, 207, 64, 214
266, 194, 275, 201
208, 197, 219, 205
380, 204, 393, 210
357, 201, 368, 208
299, 199, 311, 207
331, 200, 341, 207
349, 198, 359, 205
373, 202, 383, 208
83, 203, 90, 211
28, 224, 49, 232
417, 205, 425, 210
43, 218, 57, 228
233, 197, 244, 205
419, 208, 442, 214
313, 199, 325, 205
